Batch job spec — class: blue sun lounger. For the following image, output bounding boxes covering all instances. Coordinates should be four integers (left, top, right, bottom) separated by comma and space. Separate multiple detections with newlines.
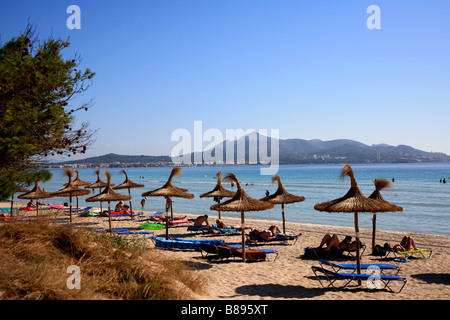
319, 259, 400, 275
311, 266, 407, 293
187, 225, 210, 233
169, 237, 225, 246
151, 236, 201, 251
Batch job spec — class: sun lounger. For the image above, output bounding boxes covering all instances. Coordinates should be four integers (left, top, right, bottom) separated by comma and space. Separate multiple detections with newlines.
209, 226, 241, 234
304, 244, 366, 260
168, 219, 192, 226
169, 237, 225, 246
65, 207, 93, 213
116, 230, 154, 235
247, 232, 299, 245
187, 225, 210, 233
318, 259, 400, 275
311, 266, 407, 293
109, 211, 143, 217
198, 243, 268, 261
150, 236, 201, 251
374, 245, 432, 259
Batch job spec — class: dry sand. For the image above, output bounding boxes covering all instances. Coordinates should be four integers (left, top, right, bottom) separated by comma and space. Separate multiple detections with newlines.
2, 201, 449, 300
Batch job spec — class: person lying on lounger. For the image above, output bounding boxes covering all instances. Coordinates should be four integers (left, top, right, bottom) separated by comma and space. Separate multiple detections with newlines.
383, 236, 418, 252
317, 234, 359, 251
250, 225, 302, 241
151, 213, 187, 221
215, 219, 252, 231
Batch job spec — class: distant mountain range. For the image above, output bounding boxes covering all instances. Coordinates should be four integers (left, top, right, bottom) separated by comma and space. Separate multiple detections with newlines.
52, 136, 450, 167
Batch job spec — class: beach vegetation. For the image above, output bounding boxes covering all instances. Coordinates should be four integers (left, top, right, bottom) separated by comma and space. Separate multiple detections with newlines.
0, 23, 97, 200
0, 218, 207, 300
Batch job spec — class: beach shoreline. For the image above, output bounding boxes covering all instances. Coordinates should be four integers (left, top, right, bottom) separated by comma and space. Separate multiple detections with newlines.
1, 201, 449, 300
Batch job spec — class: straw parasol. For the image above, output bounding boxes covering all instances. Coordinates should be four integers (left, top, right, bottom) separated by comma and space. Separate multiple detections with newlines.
65, 170, 91, 210
260, 174, 305, 233
368, 179, 403, 254
51, 168, 91, 223
314, 164, 396, 280
211, 173, 274, 262
113, 169, 145, 219
85, 169, 131, 232
84, 169, 115, 213
199, 171, 235, 219
18, 181, 54, 217
141, 167, 194, 239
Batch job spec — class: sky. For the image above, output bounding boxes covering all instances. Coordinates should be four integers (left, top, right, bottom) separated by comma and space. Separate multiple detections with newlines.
1, 0, 450, 161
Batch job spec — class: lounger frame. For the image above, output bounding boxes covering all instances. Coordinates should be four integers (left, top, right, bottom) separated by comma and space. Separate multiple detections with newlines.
311, 266, 407, 293
318, 259, 400, 275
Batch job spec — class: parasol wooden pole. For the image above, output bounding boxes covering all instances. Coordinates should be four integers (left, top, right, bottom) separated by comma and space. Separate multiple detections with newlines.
127, 188, 133, 220
69, 194, 73, 224
241, 211, 246, 263
354, 211, 362, 285
218, 198, 222, 220
372, 213, 377, 255
107, 201, 112, 232
165, 198, 170, 240
281, 203, 286, 234
10, 195, 14, 218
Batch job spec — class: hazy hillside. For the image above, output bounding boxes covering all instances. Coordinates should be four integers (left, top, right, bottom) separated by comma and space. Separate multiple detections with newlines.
53, 136, 450, 166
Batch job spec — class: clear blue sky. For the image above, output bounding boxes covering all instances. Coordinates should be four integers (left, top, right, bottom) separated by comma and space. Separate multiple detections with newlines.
1, 0, 450, 160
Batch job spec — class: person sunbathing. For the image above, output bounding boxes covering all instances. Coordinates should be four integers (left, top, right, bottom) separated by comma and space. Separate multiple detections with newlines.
151, 213, 187, 221
318, 234, 358, 251
384, 236, 418, 252
215, 219, 252, 231
250, 225, 302, 241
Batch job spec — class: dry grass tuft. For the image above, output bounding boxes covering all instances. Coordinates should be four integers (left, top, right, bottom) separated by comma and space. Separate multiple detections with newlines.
0, 220, 207, 300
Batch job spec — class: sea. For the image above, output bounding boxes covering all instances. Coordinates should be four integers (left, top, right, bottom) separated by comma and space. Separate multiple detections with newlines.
38, 163, 450, 237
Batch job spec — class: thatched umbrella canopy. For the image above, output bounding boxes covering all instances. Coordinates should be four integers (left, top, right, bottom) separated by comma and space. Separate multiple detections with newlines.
368, 179, 403, 254
85, 169, 131, 232
84, 169, 115, 213
260, 174, 305, 233
211, 173, 274, 262
113, 169, 144, 219
141, 167, 194, 239
314, 164, 395, 279
51, 168, 91, 223
18, 181, 54, 217
199, 171, 235, 219
65, 170, 91, 210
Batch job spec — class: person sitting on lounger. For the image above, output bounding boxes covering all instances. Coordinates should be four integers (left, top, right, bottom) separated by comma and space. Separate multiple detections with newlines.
384, 236, 418, 252
317, 234, 358, 251
194, 215, 210, 227
115, 201, 125, 212
27, 200, 36, 208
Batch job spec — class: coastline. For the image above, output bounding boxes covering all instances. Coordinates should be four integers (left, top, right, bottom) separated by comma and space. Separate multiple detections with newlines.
1, 201, 449, 300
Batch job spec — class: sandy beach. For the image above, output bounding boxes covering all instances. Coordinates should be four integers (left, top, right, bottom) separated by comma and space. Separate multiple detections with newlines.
1, 201, 449, 300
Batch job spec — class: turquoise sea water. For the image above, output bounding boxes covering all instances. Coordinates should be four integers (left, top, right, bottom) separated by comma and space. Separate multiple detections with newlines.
39, 163, 450, 236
